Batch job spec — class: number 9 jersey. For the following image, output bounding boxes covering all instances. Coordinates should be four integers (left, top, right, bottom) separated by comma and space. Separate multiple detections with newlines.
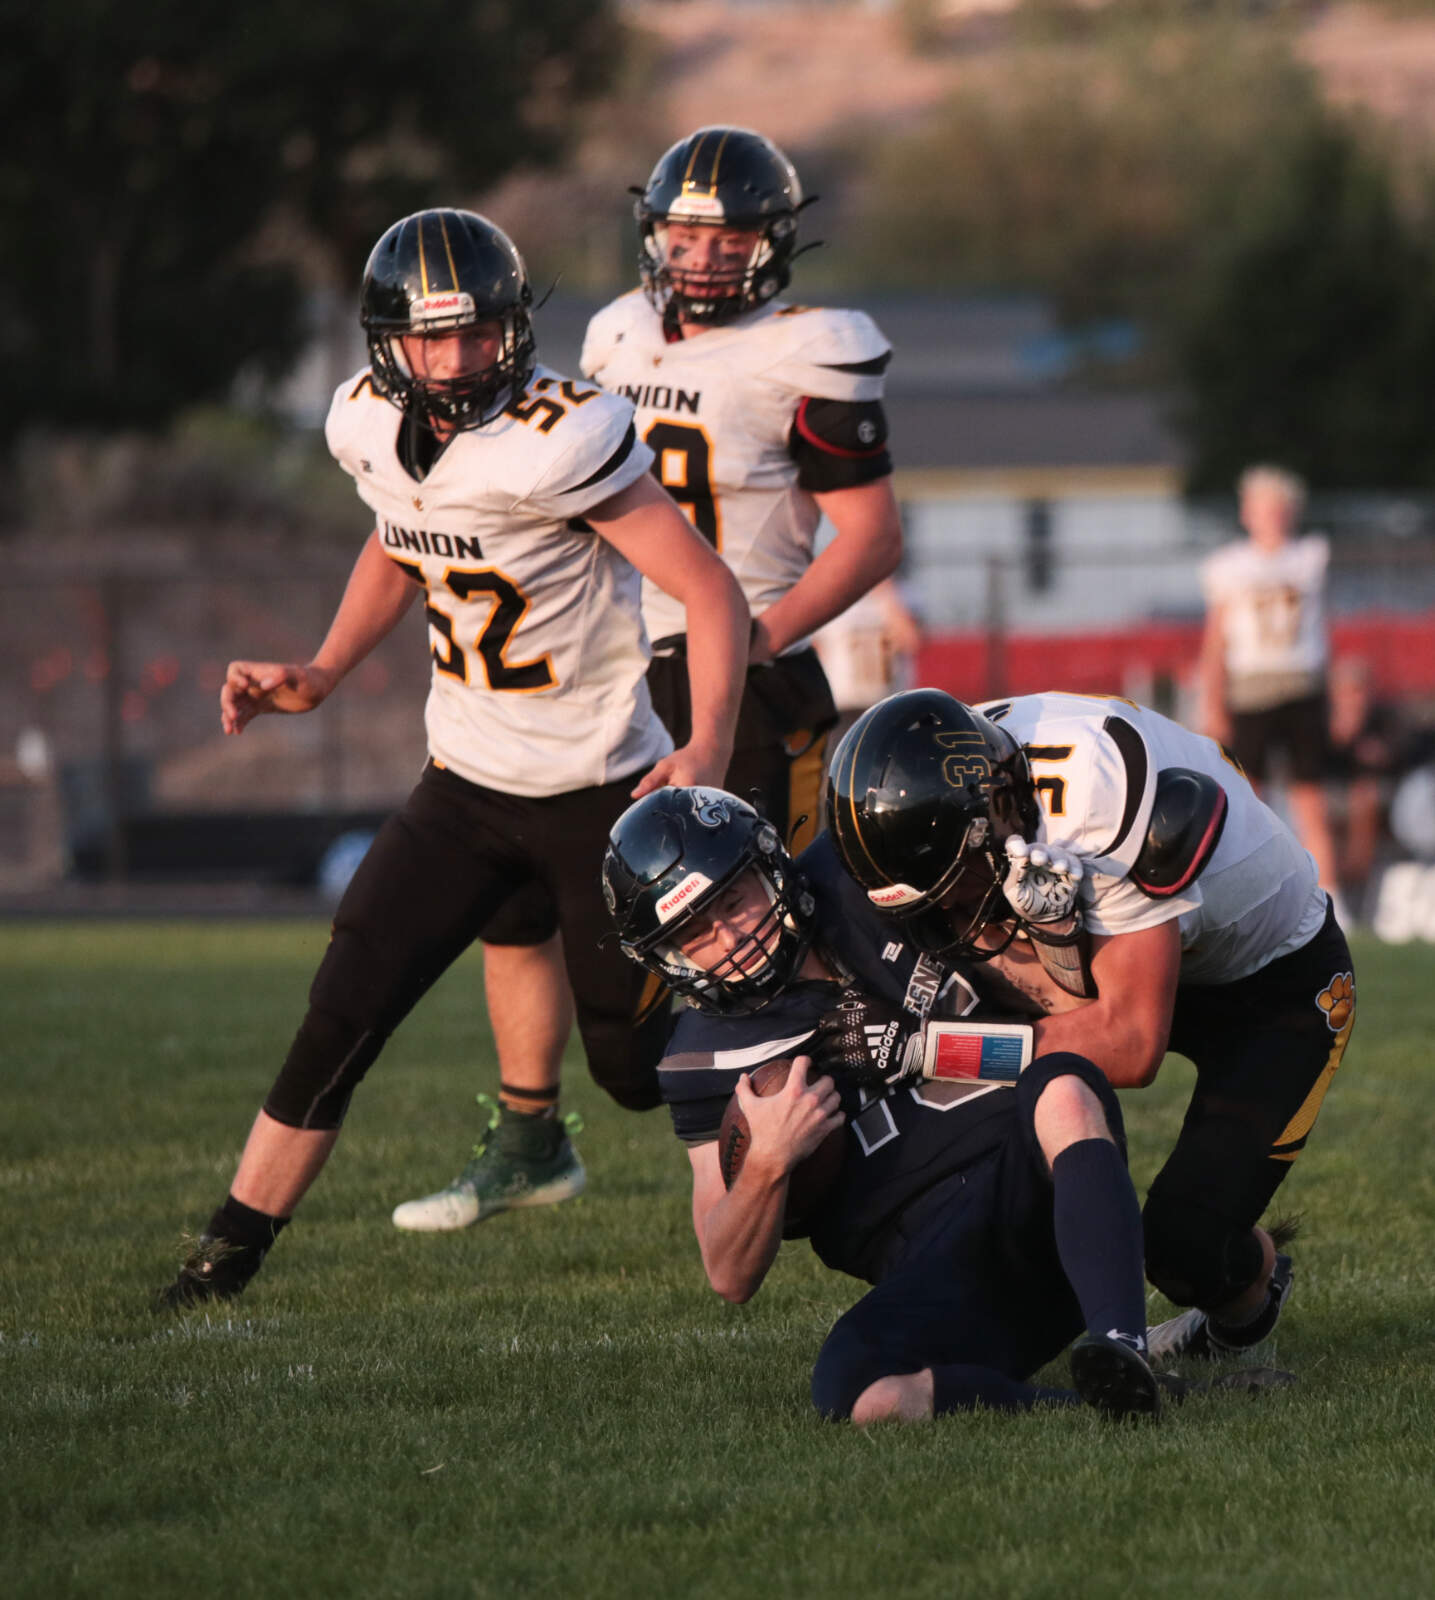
580, 293, 892, 651
325, 364, 671, 797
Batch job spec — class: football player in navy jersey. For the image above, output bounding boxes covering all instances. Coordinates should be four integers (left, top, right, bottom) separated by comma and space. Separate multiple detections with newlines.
600, 788, 1294, 1423
154, 210, 747, 1308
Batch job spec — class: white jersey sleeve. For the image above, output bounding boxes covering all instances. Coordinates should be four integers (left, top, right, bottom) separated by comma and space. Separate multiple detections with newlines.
753, 305, 891, 403
520, 385, 649, 520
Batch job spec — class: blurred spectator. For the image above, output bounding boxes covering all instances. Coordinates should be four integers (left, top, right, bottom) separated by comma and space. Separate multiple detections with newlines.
814, 576, 923, 743
1198, 465, 1338, 902
1325, 656, 1405, 913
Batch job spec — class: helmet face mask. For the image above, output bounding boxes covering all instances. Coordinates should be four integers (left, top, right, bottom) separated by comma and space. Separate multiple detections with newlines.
602, 787, 817, 1015
825, 689, 1039, 959
635, 127, 805, 328
361, 209, 536, 432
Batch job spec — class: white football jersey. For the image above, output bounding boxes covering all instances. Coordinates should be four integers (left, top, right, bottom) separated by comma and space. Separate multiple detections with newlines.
326, 363, 672, 798
581, 292, 890, 650
980, 692, 1328, 983
1200, 535, 1329, 703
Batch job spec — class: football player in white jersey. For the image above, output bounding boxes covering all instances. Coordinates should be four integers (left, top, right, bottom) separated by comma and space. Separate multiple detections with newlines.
591, 124, 902, 843
156, 209, 747, 1307
826, 688, 1357, 1365
395, 128, 905, 1231
1199, 465, 1338, 895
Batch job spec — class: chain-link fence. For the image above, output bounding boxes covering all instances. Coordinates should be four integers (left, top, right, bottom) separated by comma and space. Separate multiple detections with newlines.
4, 493, 1434, 893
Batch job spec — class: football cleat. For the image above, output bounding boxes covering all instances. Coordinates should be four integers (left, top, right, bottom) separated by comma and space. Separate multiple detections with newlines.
1147, 1252, 1294, 1366
392, 1102, 586, 1232
1070, 1332, 1162, 1420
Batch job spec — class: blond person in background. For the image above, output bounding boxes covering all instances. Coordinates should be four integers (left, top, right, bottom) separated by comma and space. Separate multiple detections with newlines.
1199, 465, 1339, 903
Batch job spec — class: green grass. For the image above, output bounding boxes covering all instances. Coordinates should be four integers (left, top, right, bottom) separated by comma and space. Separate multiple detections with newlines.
2, 923, 1433, 1599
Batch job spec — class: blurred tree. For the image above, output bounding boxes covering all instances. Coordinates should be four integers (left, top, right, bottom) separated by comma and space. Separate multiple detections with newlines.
851, 20, 1435, 488
1173, 123, 1435, 491
0, 0, 622, 446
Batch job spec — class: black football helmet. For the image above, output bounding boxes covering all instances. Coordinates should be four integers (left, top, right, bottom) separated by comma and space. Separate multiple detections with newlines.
601, 786, 817, 1015
360, 208, 535, 432
634, 126, 808, 328
825, 689, 1040, 958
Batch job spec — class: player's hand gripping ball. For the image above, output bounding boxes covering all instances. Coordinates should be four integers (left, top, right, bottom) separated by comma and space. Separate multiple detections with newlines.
717, 1059, 846, 1238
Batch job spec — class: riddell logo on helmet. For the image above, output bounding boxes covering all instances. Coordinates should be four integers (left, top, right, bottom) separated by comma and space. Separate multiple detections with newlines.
869, 882, 924, 909
413, 292, 476, 324
670, 192, 725, 220
657, 872, 713, 924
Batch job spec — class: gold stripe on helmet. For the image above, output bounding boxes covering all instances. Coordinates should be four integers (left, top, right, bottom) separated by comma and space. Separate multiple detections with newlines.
835, 715, 890, 884
706, 128, 732, 194
437, 211, 459, 290
681, 130, 708, 189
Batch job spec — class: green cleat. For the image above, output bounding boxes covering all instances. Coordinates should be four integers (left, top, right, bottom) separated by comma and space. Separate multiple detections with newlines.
392, 1101, 586, 1232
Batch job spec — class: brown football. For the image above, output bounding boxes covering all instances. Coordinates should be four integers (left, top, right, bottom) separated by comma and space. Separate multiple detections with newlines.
717, 1058, 846, 1238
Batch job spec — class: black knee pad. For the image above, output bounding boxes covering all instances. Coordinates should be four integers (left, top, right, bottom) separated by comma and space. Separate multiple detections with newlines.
263, 1004, 387, 1131
1143, 1190, 1264, 1309
810, 1324, 888, 1422
577, 1005, 671, 1112
1143, 1115, 1269, 1308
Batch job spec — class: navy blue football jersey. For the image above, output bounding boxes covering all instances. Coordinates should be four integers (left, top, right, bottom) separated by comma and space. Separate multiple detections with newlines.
658, 833, 1026, 1281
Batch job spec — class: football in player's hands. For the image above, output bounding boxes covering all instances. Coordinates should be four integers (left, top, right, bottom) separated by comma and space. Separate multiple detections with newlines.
717, 1059, 845, 1238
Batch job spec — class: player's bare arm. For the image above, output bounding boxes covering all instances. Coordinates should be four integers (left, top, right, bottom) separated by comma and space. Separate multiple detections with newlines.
220, 531, 418, 734
588, 473, 748, 793
687, 1056, 843, 1303
750, 478, 902, 664
1021, 920, 1183, 1088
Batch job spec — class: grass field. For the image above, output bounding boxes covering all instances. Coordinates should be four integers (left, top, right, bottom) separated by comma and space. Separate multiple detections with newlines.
3, 921, 1433, 1599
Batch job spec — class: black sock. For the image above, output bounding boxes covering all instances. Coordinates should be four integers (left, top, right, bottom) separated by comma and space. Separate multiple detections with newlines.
1051, 1138, 1148, 1351
195, 1195, 289, 1295
208, 1194, 290, 1252
498, 1082, 558, 1117
1210, 1282, 1282, 1347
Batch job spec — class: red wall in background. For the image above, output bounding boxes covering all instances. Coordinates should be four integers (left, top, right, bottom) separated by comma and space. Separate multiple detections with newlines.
916, 611, 1435, 704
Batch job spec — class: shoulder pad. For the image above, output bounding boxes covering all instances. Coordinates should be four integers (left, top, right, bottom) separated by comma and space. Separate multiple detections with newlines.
762, 305, 891, 401
324, 367, 386, 466
521, 374, 649, 511
580, 291, 652, 380
1131, 767, 1229, 898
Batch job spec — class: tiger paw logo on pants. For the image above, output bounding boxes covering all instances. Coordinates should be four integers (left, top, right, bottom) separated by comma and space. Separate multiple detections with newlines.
1317, 972, 1355, 1032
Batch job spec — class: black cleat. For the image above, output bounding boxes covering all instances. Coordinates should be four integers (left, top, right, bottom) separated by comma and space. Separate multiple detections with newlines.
1070, 1333, 1162, 1420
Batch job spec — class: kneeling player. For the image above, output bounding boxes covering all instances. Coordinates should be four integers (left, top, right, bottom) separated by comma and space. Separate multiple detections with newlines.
601, 788, 1290, 1422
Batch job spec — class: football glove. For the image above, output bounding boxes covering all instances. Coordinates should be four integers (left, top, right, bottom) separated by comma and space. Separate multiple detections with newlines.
1002, 835, 1085, 925
810, 989, 922, 1090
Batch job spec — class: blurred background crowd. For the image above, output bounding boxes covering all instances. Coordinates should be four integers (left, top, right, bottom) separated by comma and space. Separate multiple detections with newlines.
5, 0, 1435, 936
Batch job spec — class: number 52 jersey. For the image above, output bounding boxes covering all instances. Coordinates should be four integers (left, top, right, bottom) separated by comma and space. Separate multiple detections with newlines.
325, 364, 672, 798
581, 293, 891, 650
